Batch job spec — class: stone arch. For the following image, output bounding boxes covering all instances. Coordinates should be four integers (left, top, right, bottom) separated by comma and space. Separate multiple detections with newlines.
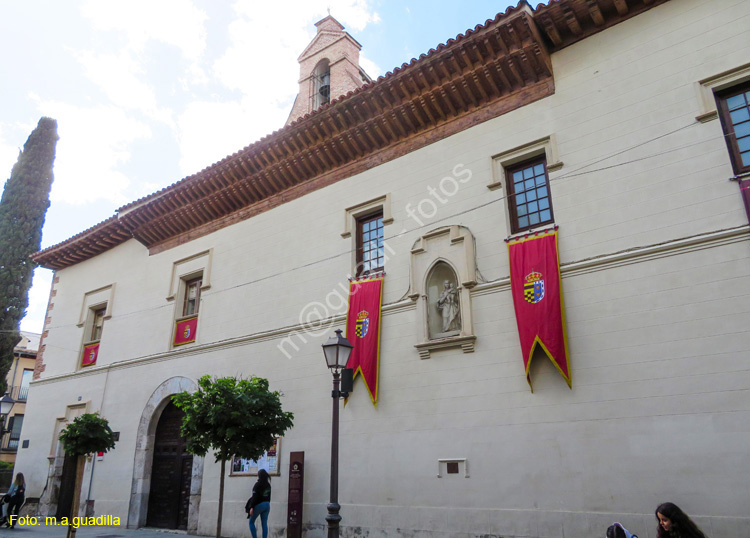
127, 376, 204, 530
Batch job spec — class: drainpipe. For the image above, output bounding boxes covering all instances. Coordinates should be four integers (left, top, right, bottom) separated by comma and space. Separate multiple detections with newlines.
85, 456, 96, 516
85, 366, 111, 515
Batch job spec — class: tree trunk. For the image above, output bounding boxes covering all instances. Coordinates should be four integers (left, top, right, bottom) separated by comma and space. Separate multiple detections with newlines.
216, 459, 225, 538
66, 455, 85, 538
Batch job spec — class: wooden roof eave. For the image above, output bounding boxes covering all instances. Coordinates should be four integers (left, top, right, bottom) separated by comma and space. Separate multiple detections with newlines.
34, 0, 667, 270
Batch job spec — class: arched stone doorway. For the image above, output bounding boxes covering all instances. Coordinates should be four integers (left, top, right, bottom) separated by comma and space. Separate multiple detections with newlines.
128, 377, 204, 531
146, 402, 192, 529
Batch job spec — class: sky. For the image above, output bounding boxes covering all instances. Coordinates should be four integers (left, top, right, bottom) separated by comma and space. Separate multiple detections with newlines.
0, 0, 530, 334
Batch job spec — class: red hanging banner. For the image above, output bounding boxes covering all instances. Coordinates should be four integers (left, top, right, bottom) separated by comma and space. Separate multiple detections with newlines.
81, 342, 99, 367
507, 231, 571, 391
739, 178, 750, 226
345, 277, 384, 406
173, 315, 198, 346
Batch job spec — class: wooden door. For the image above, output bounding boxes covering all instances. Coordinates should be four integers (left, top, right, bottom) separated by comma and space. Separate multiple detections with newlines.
146, 402, 193, 529
55, 453, 77, 519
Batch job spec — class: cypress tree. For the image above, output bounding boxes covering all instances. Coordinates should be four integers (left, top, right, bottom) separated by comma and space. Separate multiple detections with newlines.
0, 117, 58, 392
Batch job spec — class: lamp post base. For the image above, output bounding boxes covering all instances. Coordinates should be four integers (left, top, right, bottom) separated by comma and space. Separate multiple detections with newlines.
326, 502, 341, 538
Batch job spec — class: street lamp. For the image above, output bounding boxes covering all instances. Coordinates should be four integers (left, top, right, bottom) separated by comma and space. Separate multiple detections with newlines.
322, 329, 353, 538
0, 393, 15, 437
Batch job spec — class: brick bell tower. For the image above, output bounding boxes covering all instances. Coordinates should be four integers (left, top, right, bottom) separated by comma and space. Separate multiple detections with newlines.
286, 15, 371, 125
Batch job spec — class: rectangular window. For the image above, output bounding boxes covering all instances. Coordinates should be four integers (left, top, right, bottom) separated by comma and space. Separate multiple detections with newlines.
356, 211, 384, 276
173, 274, 202, 347
183, 277, 202, 317
18, 369, 32, 401
717, 81, 750, 175
7, 415, 23, 450
91, 307, 106, 341
506, 157, 554, 234
81, 304, 106, 368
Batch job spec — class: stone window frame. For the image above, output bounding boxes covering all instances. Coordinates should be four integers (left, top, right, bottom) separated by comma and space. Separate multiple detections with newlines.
489, 135, 562, 237
166, 249, 213, 301
505, 156, 555, 234
341, 194, 393, 276
488, 134, 562, 191
715, 81, 750, 176
77, 285, 115, 328
167, 250, 213, 348
50, 402, 89, 458
76, 285, 115, 370
694, 62, 750, 123
437, 458, 469, 478
355, 211, 385, 276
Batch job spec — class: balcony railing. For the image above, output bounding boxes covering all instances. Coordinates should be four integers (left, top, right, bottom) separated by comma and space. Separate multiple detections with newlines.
8, 385, 29, 402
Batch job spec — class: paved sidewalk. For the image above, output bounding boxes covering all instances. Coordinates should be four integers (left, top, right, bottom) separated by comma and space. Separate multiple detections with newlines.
0, 523, 206, 538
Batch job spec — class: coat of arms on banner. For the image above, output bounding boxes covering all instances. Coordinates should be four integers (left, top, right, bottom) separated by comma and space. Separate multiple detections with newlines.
524, 271, 545, 304
183, 324, 192, 339
355, 310, 370, 338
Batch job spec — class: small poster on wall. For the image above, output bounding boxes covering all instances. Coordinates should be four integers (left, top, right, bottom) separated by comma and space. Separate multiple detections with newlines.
230, 438, 280, 476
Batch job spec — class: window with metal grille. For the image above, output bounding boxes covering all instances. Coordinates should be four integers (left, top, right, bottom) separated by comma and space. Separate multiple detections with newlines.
356, 211, 384, 276
18, 370, 32, 401
506, 157, 554, 234
717, 81, 750, 175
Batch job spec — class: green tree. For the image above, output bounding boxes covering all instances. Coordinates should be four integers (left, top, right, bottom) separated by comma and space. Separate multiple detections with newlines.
0, 117, 58, 392
59, 413, 116, 457
59, 413, 116, 538
173, 375, 294, 538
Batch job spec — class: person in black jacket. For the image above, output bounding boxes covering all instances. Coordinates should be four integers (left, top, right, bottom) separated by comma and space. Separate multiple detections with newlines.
1, 473, 25, 528
245, 469, 271, 538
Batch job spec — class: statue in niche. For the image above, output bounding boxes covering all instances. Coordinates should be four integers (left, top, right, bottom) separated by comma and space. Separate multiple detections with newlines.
436, 280, 460, 333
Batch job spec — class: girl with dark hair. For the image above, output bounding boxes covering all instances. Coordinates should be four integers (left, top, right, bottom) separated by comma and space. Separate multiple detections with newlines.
245, 469, 271, 538
656, 502, 708, 538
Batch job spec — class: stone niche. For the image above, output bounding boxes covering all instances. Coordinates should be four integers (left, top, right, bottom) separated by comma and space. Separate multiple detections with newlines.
409, 226, 477, 359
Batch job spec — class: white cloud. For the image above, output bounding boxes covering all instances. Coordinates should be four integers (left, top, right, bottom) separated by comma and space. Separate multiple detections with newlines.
359, 54, 382, 79
75, 49, 172, 125
34, 100, 152, 205
20, 268, 53, 334
214, 0, 380, 96
177, 99, 289, 176
80, 0, 208, 62
0, 128, 20, 186
179, 0, 381, 176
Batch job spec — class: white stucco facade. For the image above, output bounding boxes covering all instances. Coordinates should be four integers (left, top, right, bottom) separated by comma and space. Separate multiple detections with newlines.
17, 1, 750, 537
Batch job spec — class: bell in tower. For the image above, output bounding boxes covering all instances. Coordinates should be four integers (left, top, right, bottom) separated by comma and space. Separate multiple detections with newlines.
286, 15, 370, 125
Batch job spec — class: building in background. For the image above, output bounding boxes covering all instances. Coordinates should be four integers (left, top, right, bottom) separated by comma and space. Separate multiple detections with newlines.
16, 1, 750, 537
1, 332, 37, 464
